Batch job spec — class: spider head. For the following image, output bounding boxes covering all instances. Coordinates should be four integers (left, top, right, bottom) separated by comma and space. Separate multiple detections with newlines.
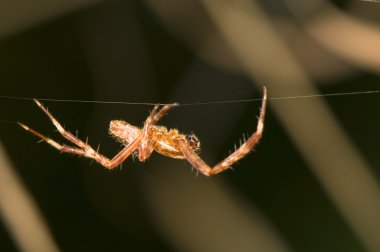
186, 134, 201, 152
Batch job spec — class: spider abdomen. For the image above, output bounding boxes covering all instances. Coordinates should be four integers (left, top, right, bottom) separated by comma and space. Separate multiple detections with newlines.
109, 120, 141, 144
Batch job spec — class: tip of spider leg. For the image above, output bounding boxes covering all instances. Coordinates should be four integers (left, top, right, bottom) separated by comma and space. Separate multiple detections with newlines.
161, 102, 179, 109
17, 122, 29, 131
262, 86, 267, 94
33, 98, 43, 108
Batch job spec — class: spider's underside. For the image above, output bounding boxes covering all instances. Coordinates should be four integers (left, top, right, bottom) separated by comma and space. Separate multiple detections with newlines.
19, 87, 267, 176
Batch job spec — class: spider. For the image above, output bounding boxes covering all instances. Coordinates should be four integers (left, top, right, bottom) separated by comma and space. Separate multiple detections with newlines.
18, 87, 267, 176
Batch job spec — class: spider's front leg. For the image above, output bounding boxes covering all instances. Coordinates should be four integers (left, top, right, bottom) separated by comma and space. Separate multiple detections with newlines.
177, 87, 267, 176
19, 99, 142, 169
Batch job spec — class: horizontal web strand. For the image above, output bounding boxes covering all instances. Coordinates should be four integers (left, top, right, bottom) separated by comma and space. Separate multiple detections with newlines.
0, 90, 380, 106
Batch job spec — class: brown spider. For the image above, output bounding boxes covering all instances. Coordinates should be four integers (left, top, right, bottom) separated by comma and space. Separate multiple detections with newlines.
18, 87, 267, 176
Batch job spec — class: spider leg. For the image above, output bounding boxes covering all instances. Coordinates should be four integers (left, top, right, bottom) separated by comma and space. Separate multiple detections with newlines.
19, 100, 143, 169
138, 103, 179, 161
139, 104, 159, 161
176, 87, 267, 176
19, 122, 142, 169
32, 99, 89, 150
151, 103, 179, 125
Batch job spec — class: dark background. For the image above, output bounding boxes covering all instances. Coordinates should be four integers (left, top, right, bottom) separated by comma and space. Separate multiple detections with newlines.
1, 0, 380, 251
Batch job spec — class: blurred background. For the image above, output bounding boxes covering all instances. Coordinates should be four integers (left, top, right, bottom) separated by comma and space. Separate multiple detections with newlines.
1, 0, 380, 251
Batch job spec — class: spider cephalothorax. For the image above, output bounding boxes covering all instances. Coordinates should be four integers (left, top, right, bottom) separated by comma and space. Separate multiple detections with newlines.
19, 87, 267, 176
